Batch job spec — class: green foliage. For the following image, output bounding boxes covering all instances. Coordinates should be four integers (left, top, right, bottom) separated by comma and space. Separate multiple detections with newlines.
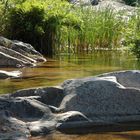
0, 2, 6, 34
6, 0, 82, 55
130, 9, 140, 59
124, 8, 140, 58
78, 7, 124, 50
0, 0, 26, 35
1, 0, 140, 58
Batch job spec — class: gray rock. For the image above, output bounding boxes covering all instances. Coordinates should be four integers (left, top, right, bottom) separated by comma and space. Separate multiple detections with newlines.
29, 120, 56, 136
0, 70, 140, 138
11, 86, 64, 107
60, 73, 140, 123
0, 51, 33, 67
0, 110, 30, 140
0, 36, 46, 68
98, 70, 140, 89
11, 40, 46, 63
0, 45, 36, 64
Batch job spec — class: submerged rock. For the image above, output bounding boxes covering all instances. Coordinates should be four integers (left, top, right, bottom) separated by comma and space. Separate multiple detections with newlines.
0, 36, 46, 68
0, 70, 140, 138
0, 70, 21, 79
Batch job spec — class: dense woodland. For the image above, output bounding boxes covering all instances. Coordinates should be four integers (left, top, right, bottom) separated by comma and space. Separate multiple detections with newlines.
0, 0, 140, 57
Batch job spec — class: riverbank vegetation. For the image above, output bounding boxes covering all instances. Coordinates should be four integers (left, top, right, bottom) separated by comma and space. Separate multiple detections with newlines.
0, 0, 140, 58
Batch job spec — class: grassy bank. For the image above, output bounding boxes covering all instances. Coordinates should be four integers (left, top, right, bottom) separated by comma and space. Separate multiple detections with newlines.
0, 0, 140, 58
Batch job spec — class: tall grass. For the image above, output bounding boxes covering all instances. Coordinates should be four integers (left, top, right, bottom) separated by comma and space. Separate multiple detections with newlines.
79, 7, 124, 50
124, 7, 140, 58
0, 0, 130, 56
56, 6, 125, 54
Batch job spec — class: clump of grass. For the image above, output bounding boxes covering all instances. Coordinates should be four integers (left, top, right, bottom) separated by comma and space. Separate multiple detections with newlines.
76, 7, 125, 52
53, 6, 126, 54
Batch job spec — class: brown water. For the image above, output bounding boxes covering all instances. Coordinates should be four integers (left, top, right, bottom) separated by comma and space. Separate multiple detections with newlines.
0, 50, 140, 139
30, 131, 140, 140
0, 50, 140, 94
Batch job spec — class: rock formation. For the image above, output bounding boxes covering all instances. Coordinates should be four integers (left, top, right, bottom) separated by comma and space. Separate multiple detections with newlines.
0, 70, 140, 139
0, 36, 46, 68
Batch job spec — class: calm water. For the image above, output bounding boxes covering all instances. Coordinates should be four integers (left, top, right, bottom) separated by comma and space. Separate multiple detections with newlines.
1, 50, 140, 140
0, 50, 140, 94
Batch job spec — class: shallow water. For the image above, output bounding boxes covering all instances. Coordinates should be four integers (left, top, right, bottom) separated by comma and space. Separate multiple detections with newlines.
0, 50, 140, 140
0, 50, 140, 94
30, 130, 140, 140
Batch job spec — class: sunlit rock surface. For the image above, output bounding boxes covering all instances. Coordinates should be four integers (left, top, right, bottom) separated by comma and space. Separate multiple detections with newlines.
0, 36, 46, 68
0, 70, 140, 139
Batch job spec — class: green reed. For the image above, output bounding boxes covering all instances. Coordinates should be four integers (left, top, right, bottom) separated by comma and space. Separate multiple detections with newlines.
57, 6, 125, 54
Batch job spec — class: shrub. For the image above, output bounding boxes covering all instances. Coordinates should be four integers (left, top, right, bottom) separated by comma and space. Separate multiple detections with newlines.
7, 0, 82, 55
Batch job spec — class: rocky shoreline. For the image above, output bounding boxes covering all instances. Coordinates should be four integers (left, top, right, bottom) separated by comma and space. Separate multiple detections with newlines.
0, 36, 46, 68
0, 70, 140, 139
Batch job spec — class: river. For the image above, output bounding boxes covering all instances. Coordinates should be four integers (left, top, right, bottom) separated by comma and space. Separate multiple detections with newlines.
0, 50, 140, 140
0, 50, 140, 94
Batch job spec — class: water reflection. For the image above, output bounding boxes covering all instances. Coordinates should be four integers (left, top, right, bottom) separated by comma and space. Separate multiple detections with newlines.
0, 51, 140, 94
0, 51, 140, 140
30, 131, 140, 140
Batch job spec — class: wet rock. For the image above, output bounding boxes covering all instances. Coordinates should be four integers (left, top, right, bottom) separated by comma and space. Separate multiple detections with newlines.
29, 120, 56, 136
56, 111, 90, 131
9, 98, 52, 121
0, 36, 46, 68
0, 70, 140, 138
0, 70, 21, 79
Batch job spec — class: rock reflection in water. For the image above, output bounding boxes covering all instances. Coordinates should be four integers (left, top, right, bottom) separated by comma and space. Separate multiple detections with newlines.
0, 51, 140, 94
30, 130, 140, 140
